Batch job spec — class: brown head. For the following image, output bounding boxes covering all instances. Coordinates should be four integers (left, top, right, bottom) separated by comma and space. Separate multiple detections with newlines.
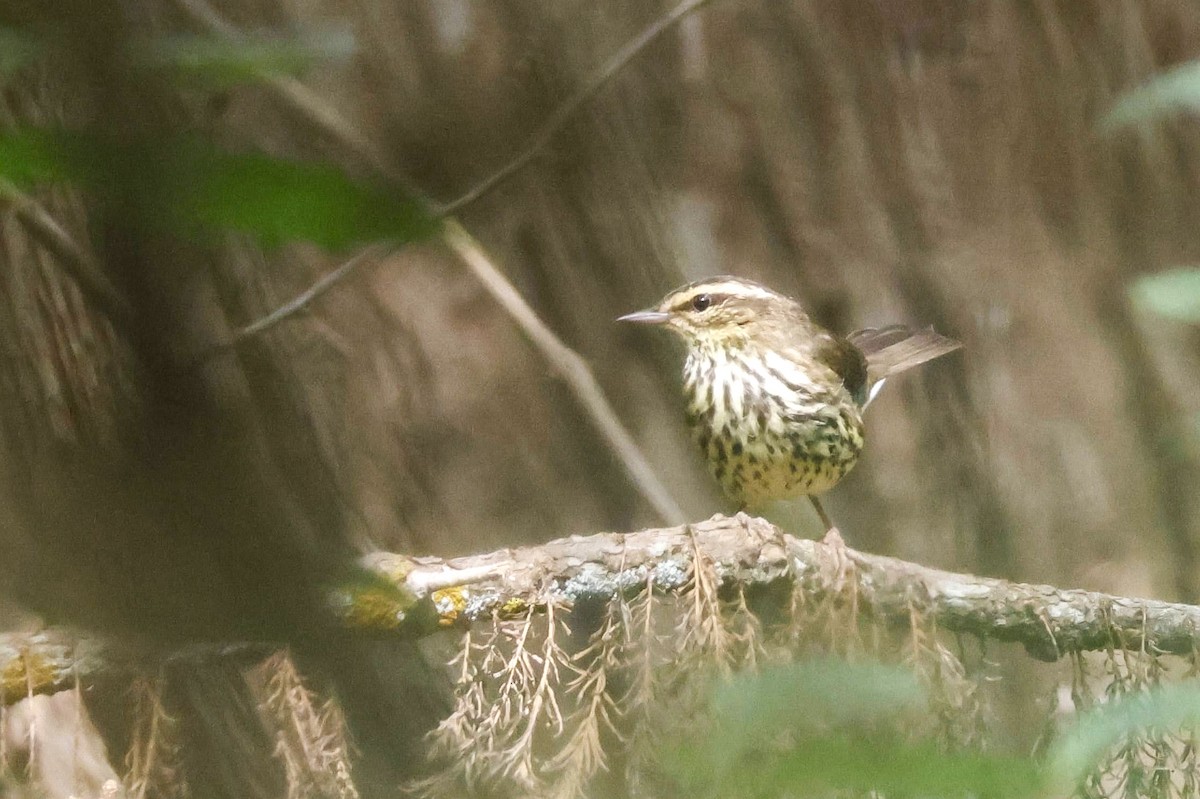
616, 276, 818, 350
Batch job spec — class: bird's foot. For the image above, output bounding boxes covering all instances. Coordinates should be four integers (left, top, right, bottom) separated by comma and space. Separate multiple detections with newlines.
819, 525, 853, 590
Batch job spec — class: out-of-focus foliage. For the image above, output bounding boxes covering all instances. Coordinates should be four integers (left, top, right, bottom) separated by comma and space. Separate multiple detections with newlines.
1100, 61, 1200, 132
0, 129, 84, 186
663, 660, 1039, 798
144, 30, 357, 88
1048, 683, 1200, 794
1131, 268, 1200, 324
0, 128, 438, 250
0, 28, 430, 251
0, 28, 40, 76
163, 141, 438, 249
664, 660, 1200, 798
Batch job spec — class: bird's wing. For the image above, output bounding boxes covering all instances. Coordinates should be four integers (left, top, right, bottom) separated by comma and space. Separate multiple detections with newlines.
812, 334, 869, 405
848, 326, 961, 401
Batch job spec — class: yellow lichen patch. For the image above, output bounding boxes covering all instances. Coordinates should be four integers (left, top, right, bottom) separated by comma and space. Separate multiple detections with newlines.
499, 596, 530, 619
1, 650, 58, 706
431, 587, 469, 627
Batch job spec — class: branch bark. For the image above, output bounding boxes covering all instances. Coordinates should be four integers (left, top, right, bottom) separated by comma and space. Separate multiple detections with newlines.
5, 514, 1198, 705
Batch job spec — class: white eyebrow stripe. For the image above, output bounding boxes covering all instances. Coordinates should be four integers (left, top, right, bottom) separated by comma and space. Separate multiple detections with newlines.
668, 280, 781, 307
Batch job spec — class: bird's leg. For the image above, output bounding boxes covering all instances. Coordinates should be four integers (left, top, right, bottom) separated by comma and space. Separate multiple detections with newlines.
809, 495, 850, 584
809, 496, 839, 541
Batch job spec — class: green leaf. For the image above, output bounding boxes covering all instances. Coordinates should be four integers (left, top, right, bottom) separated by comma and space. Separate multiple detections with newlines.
1130, 267, 1200, 323
160, 139, 438, 249
1101, 60, 1200, 132
143, 31, 357, 88
1048, 683, 1200, 793
0, 129, 95, 187
0, 128, 438, 251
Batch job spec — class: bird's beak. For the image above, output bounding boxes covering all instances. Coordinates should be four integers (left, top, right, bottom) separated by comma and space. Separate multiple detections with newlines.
617, 309, 670, 325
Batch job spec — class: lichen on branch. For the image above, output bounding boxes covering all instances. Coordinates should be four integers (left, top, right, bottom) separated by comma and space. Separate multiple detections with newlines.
4, 513, 1200, 706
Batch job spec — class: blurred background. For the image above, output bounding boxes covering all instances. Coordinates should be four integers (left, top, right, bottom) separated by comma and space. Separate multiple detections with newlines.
3, 0, 1200, 796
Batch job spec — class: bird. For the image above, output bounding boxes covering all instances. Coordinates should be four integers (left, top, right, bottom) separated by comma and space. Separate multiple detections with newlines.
618, 275, 960, 538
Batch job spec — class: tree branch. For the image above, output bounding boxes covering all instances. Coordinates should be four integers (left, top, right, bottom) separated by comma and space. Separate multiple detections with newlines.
6, 515, 1199, 705
371, 513, 1200, 662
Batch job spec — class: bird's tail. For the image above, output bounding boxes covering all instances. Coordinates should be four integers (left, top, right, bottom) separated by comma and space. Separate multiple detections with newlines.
849, 325, 961, 406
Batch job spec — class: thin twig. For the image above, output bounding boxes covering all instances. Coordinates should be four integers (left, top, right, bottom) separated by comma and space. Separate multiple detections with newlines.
438, 0, 715, 214
181, 0, 714, 214
232, 247, 380, 341
442, 221, 686, 525
0, 181, 135, 332
195, 242, 392, 366
192, 224, 688, 523
174, 0, 421, 196
175, 0, 692, 523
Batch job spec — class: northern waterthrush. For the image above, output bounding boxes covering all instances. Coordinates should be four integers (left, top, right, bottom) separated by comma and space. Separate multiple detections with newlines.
619, 276, 960, 531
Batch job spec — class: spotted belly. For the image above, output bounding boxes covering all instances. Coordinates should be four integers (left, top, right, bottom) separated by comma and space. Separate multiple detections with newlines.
683, 352, 865, 508
695, 411, 863, 507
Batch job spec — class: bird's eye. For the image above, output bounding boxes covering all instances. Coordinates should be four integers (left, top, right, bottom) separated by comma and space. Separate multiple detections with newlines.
691, 294, 712, 312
